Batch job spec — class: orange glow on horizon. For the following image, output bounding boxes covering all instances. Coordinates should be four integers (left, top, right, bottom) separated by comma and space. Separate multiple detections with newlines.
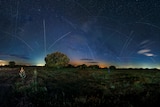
0, 60, 8, 66
70, 60, 109, 68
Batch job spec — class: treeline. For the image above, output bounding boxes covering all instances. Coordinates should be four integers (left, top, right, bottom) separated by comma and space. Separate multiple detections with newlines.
2, 60, 159, 71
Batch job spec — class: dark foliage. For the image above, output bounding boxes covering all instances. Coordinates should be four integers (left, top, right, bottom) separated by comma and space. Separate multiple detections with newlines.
45, 52, 70, 68
109, 65, 116, 71
9, 61, 16, 68
88, 65, 100, 69
76, 64, 87, 69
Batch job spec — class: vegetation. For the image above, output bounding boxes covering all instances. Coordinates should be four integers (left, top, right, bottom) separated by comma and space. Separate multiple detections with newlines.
88, 65, 100, 69
45, 52, 70, 68
8, 61, 15, 68
0, 67, 160, 107
77, 64, 88, 69
109, 65, 116, 71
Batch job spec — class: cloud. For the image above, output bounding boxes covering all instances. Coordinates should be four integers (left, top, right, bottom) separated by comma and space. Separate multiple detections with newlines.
80, 58, 93, 61
137, 49, 156, 57
10, 54, 31, 59
0, 54, 30, 60
137, 49, 151, 54
144, 53, 155, 57
87, 61, 99, 63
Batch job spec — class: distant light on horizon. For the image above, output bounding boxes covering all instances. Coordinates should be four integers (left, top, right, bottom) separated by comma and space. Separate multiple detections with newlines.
36, 63, 45, 66
0, 60, 8, 66
34, 57, 45, 66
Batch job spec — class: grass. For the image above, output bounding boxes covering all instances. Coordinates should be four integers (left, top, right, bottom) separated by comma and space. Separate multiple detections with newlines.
0, 67, 160, 107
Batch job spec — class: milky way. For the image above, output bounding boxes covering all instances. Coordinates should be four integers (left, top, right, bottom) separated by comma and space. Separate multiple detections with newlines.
0, 0, 160, 68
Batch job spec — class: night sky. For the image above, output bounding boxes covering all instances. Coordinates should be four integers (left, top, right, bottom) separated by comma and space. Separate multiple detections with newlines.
0, 0, 160, 68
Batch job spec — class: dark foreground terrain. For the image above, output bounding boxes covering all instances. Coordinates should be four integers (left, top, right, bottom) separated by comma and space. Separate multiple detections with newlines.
0, 67, 160, 107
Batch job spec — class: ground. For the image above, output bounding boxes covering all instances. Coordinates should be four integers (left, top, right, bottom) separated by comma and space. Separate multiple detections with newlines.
0, 66, 160, 107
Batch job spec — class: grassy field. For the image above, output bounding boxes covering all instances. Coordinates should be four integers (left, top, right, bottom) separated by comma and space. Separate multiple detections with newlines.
0, 67, 160, 107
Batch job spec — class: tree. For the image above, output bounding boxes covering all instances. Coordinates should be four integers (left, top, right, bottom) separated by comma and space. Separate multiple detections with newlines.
45, 52, 70, 68
66, 64, 75, 68
88, 65, 100, 69
9, 61, 15, 68
109, 65, 116, 71
77, 64, 87, 69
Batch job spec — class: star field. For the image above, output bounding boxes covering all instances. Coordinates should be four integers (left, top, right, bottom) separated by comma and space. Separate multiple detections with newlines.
0, 0, 160, 68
